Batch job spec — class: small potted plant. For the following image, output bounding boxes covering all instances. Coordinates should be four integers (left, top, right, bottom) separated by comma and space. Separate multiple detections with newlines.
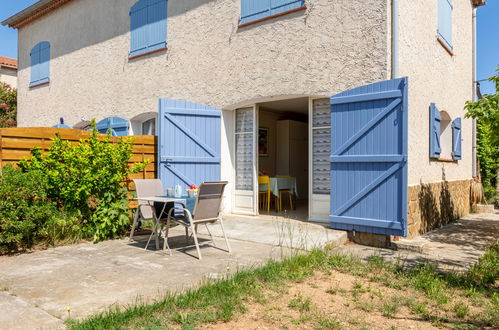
187, 184, 198, 198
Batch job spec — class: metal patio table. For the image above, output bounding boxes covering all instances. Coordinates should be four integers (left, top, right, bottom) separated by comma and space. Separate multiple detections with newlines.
134, 196, 192, 251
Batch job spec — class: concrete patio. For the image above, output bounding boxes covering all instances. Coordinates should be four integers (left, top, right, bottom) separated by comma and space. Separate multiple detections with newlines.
0, 215, 346, 330
335, 211, 499, 272
1, 211, 497, 329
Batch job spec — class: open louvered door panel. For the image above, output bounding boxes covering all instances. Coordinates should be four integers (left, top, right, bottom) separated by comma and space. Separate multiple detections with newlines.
158, 99, 221, 191
330, 78, 408, 236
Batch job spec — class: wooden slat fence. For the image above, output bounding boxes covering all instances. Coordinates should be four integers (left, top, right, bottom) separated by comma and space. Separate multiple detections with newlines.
0, 127, 157, 209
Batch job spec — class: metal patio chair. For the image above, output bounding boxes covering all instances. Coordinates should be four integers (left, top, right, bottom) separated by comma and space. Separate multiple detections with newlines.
130, 179, 187, 249
164, 181, 231, 260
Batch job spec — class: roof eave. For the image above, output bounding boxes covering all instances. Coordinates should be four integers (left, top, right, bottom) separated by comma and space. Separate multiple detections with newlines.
2, 0, 73, 29
472, 0, 487, 7
0, 64, 18, 70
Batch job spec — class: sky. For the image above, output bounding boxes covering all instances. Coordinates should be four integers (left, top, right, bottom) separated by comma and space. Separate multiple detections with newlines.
0, 0, 498, 94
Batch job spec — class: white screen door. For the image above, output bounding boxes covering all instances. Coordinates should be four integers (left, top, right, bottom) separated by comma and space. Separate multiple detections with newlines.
233, 106, 258, 215
309, 98, 331, 222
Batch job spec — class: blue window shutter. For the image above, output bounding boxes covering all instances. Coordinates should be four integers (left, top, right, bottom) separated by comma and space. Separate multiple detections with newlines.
452, 117, 462, 160
30, 44, 41, 85
240, 0, 270, 24
30, 42, 50, 86
130, 2, 149, 57
147, 0, 167, 51
270, 0, 304, 16
240, 0, 304, 24
438, 0, 453, 49
429, 103, 442, 159
38, 42, 50, 84
130, 0, 167, 57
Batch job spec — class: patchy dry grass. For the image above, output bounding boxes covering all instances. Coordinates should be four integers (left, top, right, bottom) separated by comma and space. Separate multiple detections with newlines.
68, 243, 499, 329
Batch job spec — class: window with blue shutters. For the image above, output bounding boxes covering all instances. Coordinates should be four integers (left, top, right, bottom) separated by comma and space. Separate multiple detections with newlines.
240, 0, 305, 26
437, 0, 453, 51
30, 41, 50, 87
130, 0, 167, 58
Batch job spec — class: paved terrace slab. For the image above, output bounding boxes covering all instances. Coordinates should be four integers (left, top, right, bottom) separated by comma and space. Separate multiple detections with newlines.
335, 211, 499, 272
0, 216, 346, 329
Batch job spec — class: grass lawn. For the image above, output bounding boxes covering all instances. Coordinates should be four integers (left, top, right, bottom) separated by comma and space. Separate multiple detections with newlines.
68, 243, 498, 329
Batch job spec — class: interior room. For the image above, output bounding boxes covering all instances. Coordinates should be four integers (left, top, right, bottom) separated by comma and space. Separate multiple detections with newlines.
257, 97, 309, 218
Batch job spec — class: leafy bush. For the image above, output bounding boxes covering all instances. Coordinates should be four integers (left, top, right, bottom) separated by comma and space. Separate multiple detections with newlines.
0, 165, 60, 252
20, 123, 148, 242
465, 67, 499, 204
0, 82, 16, 128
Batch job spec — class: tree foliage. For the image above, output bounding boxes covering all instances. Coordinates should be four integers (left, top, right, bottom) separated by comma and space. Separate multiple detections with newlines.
465, 67, 499, 202
19, 122, 149, 242
0, 82, 16, 128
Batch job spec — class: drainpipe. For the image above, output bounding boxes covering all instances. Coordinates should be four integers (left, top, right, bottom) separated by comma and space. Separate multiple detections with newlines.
472, 7, 478, 178
391, 0, 399, 79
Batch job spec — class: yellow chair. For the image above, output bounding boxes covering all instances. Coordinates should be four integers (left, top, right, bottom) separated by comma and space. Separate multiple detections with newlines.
258, 176, 271, 213
275, 175, 293, 212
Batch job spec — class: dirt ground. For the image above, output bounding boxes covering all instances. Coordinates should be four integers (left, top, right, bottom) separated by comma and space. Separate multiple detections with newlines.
204, 269, 490, 330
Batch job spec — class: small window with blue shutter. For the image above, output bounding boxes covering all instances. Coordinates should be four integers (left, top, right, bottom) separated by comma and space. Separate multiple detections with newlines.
430, 103, 460, 161
240, 0, 306, 26
452, 117, 462, 160
30, 41, 50, 87
130, 0, 167, 58
96, 117, 130, 137
437, 0, 453, 52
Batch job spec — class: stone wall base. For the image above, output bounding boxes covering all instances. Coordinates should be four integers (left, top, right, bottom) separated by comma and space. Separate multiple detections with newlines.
347, 231, 392, 248
408, 179, 471, 237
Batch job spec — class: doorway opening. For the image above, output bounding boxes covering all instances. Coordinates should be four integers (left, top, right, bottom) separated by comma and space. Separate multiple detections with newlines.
256, 97, 309, 220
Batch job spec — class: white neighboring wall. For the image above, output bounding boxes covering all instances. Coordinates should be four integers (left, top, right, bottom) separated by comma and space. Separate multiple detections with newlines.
0, 67, 17, 89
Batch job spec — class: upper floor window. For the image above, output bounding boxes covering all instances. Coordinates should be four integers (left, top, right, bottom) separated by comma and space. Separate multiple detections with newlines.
30, 41, 50, 87
240, 0, 305, 26
437, 0, 453, 51
130, 0, 168, 58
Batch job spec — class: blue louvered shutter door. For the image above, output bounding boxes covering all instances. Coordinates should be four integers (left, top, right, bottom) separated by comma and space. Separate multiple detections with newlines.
452, 117, 462, 160
147, 0, 167, 51
240, 0, 271, 24
130, 0, 149, 57
429, 103, 442, 159
96, 118, 111, 135
270, 0, 304, 16
39, 42, 50, 84
30, 44, 41, 85
438, 0, 453, 49
109, 117, 129, 137
158, 99, 221, 191
330, 78, 408, 237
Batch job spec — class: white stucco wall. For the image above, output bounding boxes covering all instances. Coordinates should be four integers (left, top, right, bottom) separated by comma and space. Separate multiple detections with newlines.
399, 0, 474, 185
16, 0, 389, 128
0, 67, 17, 89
